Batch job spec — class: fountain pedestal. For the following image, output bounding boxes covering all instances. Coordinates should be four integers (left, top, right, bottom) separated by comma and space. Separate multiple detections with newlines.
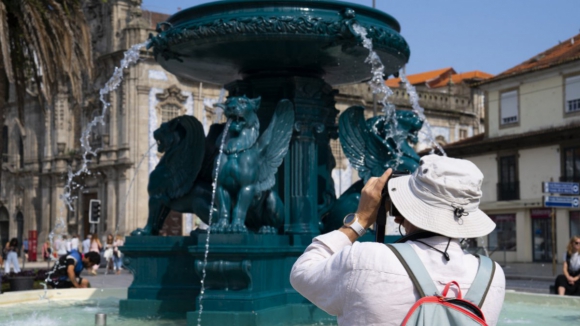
123, 0, 410, 324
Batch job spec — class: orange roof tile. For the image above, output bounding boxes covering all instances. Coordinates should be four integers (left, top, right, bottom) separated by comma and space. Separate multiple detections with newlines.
481, 32, 580, 85
428, 70, 493, 88
385, 67, 455, 88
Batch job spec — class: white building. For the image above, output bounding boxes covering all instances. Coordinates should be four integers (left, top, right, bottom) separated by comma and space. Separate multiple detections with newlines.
444, 33, 580, 263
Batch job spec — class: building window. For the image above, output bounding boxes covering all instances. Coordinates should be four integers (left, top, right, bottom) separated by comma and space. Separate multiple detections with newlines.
497, 155, 519, 201
570, 211, 580, 238
1, 126, 7, 163
562, 146, 580, 182
488, 214, 516, 251
565, 75, 580, 113
500, 90, 518, 125
459, 129, 468, 140
160, 104, 180, 123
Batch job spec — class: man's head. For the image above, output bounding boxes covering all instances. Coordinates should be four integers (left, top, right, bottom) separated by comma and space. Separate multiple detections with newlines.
83, 251, 101, 269
388, 154, 495, 238
87, 234, 92, 240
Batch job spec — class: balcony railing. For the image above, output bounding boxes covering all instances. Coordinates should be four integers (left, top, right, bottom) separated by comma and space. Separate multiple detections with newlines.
497, 181, 519, 201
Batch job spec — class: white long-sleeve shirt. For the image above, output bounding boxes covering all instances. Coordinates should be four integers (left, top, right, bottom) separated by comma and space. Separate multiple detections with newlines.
290, 231, 506, 326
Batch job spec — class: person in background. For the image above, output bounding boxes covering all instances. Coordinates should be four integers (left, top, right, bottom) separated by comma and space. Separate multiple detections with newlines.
22, 238, 29, 260
4, 238, 21, 274
45, 250, 101, 289
70, 234, 80, 252
113, 235, 124, 275
89, 233, 102, 275
103, 234, 114, 272
82, 234, 92, 254
42, 239, 53, 261
555, 236, 580, 295
65, 234, 72, 252
56, 235, 67, 257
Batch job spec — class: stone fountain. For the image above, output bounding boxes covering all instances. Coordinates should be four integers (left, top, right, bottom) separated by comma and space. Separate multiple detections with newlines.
119, 1, 413, 325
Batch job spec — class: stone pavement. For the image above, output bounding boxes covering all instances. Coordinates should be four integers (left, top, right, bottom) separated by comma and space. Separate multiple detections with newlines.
7, 259, 564, 294
9, 258, 134, 289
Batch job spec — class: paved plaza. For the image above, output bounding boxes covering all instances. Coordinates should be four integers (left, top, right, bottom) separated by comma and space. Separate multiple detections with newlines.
8, 258, 563, 294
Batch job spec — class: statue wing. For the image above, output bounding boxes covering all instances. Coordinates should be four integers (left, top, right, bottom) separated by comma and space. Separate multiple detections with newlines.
255, 100, 295, 192
339, 106, 389, 183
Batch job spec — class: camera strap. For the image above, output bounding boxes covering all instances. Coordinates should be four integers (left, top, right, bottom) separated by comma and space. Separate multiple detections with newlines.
395, 231, 452, 261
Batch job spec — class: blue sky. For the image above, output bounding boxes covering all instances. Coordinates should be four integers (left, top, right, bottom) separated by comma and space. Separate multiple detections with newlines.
142, 0, 579, 76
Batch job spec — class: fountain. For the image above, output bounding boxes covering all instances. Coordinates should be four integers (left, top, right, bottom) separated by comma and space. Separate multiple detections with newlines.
118, 1, 414, 325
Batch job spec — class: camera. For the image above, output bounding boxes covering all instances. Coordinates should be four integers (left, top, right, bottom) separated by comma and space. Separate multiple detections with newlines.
375, 170, 410, 242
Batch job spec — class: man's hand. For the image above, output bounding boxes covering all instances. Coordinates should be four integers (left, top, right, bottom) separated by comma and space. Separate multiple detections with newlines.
67, 264, 81, 288
356, 169, 392, 229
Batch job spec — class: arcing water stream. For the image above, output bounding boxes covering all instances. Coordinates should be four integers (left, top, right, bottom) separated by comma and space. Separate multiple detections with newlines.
42, 41, 149, 298
352, 24, 446, 161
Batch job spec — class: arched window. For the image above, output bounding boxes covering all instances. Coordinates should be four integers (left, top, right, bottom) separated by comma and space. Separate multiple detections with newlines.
2, 126, 7, 163
160, 104, 181, 123
0, 206, 9, 249
19, 135, 24, 168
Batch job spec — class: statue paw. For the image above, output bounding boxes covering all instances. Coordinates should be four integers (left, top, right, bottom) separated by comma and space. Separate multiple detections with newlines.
228, 220, 248, 233
210, 218, 229, 233
258, 226, 277, 234
131, 227, 152, 236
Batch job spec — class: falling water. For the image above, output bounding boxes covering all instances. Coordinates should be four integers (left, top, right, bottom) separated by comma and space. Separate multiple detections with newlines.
197, 119, 231, 326
352, 24, 446, 162
43, 41, 149, 290
399, 72, 446, 155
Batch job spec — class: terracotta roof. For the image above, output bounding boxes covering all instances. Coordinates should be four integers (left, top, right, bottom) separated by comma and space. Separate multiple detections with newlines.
428, 71, 493, 88
480, 32, 580, 85
142, 10, 171, 30
385, 67, 455, 88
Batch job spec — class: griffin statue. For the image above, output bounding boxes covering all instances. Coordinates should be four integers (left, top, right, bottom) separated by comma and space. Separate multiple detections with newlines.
131, 96, 294, 236
320, 105, 423, 233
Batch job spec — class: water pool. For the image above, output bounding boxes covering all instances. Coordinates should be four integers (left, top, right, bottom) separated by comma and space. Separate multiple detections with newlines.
1, 290, 579, 325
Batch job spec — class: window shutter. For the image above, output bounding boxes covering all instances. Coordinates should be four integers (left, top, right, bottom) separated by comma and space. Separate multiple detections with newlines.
565, 75, 580, 112
500, 90, 518, 124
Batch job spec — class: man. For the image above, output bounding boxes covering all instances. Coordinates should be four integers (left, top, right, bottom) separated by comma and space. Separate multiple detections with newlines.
45, 250, 101, 288
290, 155, 506, 326
82, 234, 92, 254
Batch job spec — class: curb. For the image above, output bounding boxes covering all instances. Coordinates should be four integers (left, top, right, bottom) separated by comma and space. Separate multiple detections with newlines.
505, 274, 555, 282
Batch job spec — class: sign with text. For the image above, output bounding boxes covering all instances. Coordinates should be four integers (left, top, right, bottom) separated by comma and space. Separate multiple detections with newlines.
544, 196, 579, 208
543, 182, 580, 195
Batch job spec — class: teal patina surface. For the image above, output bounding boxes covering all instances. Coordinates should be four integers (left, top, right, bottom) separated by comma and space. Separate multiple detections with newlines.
122, 1, 416, 325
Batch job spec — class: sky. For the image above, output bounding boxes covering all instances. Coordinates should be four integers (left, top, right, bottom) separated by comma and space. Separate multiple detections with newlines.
141, 0, 580, 76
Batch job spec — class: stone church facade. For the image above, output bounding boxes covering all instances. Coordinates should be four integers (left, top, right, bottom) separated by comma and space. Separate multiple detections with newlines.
0, 0, 488, 252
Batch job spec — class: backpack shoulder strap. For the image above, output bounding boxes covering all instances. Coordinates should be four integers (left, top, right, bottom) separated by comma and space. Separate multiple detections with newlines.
464, 254, 496, 308
387, 243, 440, 297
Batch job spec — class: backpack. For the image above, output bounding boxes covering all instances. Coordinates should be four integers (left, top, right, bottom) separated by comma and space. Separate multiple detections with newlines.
387, 243, 496, 326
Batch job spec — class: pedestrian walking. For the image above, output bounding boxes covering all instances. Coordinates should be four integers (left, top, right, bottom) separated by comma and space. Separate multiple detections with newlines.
4, 238, 21, 274
113, 235, 124, 275
89, 233, 102, 275
82, 234, 92, 254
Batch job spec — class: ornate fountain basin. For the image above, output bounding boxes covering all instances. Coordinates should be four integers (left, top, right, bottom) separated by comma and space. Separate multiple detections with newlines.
149, 0, 410, 85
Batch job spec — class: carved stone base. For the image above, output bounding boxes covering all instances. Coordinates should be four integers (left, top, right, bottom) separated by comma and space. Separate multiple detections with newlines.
119, 233, 337, 324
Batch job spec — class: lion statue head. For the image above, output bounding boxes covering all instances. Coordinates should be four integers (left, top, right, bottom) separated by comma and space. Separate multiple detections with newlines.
215, 95, 262, 153
149, 115, 205, 199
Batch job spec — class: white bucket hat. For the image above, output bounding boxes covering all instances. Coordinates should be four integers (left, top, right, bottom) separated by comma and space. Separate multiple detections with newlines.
387, 154, 496, 238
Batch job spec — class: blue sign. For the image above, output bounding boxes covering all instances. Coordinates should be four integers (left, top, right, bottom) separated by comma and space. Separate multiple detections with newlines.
544, 196, 579, 208
543, 182, 580, 195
